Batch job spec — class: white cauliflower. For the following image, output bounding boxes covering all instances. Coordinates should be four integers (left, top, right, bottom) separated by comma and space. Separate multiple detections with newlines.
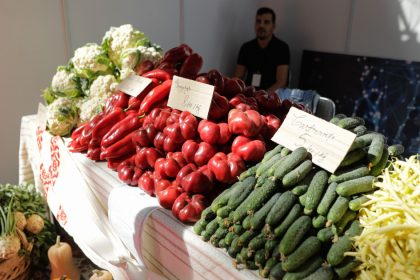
78, 97, 104, 124
47, 97, 79, 136
51, 69, 78, 93
119, 68, 136, 80
72, 43, 114, 79
120, 45, 163, 70
102, 24, 151, 68
89, 75, 118, 98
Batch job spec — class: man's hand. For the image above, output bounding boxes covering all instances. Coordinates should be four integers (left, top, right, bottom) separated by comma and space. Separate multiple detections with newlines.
234, 64, 247, 80
267, 64, 289, 91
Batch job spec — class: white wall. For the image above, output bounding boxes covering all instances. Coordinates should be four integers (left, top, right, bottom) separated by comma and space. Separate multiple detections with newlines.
2, 0, 420, 184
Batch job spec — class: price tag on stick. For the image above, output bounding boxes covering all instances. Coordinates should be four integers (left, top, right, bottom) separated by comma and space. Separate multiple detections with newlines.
271, 107, 356, 173
167, 75, 214, 119
117, 75, 152, 97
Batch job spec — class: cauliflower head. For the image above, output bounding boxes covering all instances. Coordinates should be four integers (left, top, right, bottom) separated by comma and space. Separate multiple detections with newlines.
102, 24, 151, 68
89, 74, 118, 99
72, 43, 114, 80
120, 44, 163, 70
47, 97, 79, 136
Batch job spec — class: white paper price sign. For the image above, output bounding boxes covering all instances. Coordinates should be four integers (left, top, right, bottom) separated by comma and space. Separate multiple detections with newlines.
167, 75, 214, 119
271, 107, 356, 173
36, 102, 48, 130
117, 75, 152, 97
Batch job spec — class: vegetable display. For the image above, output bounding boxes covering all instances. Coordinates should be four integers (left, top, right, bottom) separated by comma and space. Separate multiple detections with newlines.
193, 114, 406, 279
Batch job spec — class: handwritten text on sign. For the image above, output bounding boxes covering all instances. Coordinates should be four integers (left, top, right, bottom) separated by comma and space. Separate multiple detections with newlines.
117, 75, 152, 97
36, 103, 48, 130
271, 107, 356, 173
167, 75, 214, 119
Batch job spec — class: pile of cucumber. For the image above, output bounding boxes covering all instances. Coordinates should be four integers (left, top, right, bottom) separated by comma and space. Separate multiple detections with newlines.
193, 114, 404, 280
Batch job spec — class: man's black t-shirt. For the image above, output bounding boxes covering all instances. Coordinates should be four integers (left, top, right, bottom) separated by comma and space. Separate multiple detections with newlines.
237, 36, 290, 90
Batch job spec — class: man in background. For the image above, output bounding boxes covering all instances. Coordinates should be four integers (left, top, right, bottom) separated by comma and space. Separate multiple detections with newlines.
234, 7, 290, 91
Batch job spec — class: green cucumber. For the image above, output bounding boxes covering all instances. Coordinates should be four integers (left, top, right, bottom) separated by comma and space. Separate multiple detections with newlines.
332, 209, 357, 235
304, 170, 329, 215
334, 256, 360, 279
210, 227, 228, 247
262, 144, 283, 162
227, 176, 256, 209
327, 196, 349, 225
282, 255, 323, 280
210, 185, 235, 213
239, 162, 260, 181
370, 147, 389, 176
348, 133, 377, 152
302, 266, 334, 280
339, 148, 367, 167
282, 236, 321, 272
349, 196, 370, 211
257, 153, 283, 177
238, 230, 258, 247
233, 179, 278, 223
265, 191, 297, 227
282, 159, 313, 187
336, 175, 375, 197
317, 227, 334, 242
242, 215, 252, 230
352, 125, 367, 136
264, 239, 279, 259
345, 220, 363, 237
291, 184, 309, 196
200, 207, 216, 221
193, 218, 208, 235
299, 192, 307, 206
281, 147, 291, 156
216, 205, 231, 218
201, 218, 220, 241
223, 231, 237, 247
218, 238, 227, 248
330, 113, 347, 125
329, 166, 370, 183
312, 215, 327, 229
367, 134, 385, 166
269, 262, 286, 279
273, 147, 309, 181
248, 233, 266, 253
230, 224, 244, 235
254, 248, 267, 268
337, 117, 364, 129
327, 235, 353, 266
266, 155, 289, 178
228, 236, 242, 258
316, 182, 338, 216
273, 204, 303, 238
250, 193, 281, 230
388, 143, 405, 157
279, 216, 312, 256
260, 257, 279, 278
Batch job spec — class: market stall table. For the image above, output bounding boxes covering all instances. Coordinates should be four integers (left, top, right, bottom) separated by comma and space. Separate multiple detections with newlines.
19, 114, 261, 280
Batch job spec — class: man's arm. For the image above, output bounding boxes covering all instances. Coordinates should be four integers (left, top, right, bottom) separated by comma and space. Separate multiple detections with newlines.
267, 64, 289, 92
234, 64, 247, 79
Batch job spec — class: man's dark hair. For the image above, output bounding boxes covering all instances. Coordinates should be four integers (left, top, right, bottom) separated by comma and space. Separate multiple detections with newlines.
257, 7, 276, 24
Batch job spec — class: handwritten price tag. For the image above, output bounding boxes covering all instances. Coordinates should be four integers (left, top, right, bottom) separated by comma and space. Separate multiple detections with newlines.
271, 107, 356, 173
36, 103, 48, 130
117, 75, 152, 97
167, 76, 214, 119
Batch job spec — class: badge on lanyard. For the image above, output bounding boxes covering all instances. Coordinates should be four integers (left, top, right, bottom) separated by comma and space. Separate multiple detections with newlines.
251, 73, 261, 87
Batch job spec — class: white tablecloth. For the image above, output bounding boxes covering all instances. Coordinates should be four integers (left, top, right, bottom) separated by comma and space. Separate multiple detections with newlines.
19, 115, 260, 280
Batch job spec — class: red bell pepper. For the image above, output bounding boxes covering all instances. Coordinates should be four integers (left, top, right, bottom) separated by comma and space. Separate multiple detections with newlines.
208, 69, 224, 93
208, 152, 246, 184
134, 147, 163, 170
138, 171, 155, 196
172, 192, 206, 223
135, 60, 155, 76
179, 111, 198, 140
153, 131, 165, 151
197, 120, 231, 145
229, 94, 259, 111
104, 91, 129, 114
163, 123, 185, 144
163, 134, 182, 152
148, 108, 172, 131
176, 163, 215, 194
117, 157, 143, 186
101, 112, 144, 148
222, 77, 245, 97
208, 92, 229, 121
228, 109, 264, 138
181, 140, 217, 166
131, 123, 159, 147
254, 90, 281, 112
78, 112, 105, 146
179, 53, 203, 80
231, 135, 266, 162
100, 131, 136, 160
154, 152, 187, 179
261, 114, 282, 139
139, 79, 173, 114
70, 122, 88, 141
243, 86, 256, 97
157, 182, 183, 209
195, 74, 210, 84
107, 153, 135, 171
159, 44, 192, 66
